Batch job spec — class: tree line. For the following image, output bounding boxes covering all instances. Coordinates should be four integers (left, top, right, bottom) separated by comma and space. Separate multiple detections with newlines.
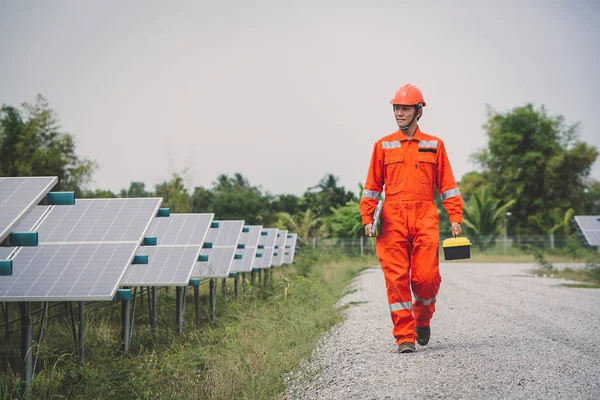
1, 95, 599, 246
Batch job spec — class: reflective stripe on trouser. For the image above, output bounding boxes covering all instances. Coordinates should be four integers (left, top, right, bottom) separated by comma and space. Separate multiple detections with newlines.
376, 200, 441, 344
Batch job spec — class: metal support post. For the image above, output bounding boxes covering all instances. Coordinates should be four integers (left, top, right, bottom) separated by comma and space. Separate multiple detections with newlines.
150, 287, 157, 338
77, 301, 85, 365
121, 298, 131, 354
209, 279, 216, 322
222, 278, 227, 297
234, 275, 239, 297
176, 286, 185, 335
194, 286, 201, 327
32, 302, 48, 376
360, 236, 364, 257
20, 302, 33, 398
3, 302, 9, 339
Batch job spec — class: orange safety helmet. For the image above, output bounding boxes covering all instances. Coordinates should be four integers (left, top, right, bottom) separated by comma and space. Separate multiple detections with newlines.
390, 84, 426, 107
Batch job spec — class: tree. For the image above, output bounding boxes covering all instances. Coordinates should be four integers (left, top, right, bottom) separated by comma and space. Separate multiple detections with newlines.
324, 200, 363, 239
81, 189, 117, 198
528, 207, 575, 248
0, 95, 96, 195
472, 104, 598, 234
303, 174, 356, 218
120, 181, 150, 198
278, 209, 321, 243
191, 173, 275, 225
271, 194, 303, 215
462, 187, 515, 249
583, 180, 600, 215
458, 171, 489, 202
154, 174, 191, 213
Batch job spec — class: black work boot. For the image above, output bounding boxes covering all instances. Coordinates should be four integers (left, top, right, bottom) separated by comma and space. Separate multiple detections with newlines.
416, 326, 431, 346
397, 342, 416, 353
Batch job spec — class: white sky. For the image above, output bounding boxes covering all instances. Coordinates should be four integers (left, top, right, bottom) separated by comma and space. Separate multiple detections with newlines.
1, 0, 599, 196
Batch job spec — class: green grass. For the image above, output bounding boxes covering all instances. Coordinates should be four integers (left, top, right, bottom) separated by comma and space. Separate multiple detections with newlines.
0, 253, 374, 399
532, 266, 600, 288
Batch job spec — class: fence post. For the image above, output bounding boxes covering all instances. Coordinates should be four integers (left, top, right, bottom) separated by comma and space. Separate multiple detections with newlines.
312, 237, 316, 249
360, 236, 364, 257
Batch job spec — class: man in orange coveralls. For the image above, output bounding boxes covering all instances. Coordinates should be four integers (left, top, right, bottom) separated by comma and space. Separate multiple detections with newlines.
360, 84, 463, 353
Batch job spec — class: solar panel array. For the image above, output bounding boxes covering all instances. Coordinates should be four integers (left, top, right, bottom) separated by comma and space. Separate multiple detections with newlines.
195, 220, 244, 278
0, 198, 162, 301
283, 233, 298, 265
230, 225, 262, 273
1, 175, 299, 304
121, 213, 214, 286
574, 216, 600, 246
0, 177, 57, 243
272, 230, 288, 267
252, 228, 278, 269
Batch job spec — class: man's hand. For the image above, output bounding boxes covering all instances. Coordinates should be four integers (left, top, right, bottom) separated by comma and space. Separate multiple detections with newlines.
364, 223, 374, 237
451, 222, 462, 238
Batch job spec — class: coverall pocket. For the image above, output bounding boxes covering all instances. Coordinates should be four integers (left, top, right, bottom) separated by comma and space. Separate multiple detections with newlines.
417, 155, 436, 184
384, 154, 404, 193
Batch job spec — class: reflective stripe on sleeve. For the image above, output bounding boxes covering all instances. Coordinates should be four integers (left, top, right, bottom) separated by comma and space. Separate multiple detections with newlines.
389, 302, 412, 312
440, 188, 461, 201
362, 190, 381, 199
414, 295, 436, 306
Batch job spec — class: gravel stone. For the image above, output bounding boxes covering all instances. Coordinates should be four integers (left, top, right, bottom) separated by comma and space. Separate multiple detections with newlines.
285, 263, 600, 399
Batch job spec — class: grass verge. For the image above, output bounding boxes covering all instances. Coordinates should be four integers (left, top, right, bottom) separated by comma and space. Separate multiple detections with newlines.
532, 266, 600, 288
0, 253, 375, 399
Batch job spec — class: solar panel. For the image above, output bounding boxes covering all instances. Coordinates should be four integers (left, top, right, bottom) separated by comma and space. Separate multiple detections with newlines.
574, 215, 600, 246
252, 228, 278, 269
120, 213, 214, 286
272, 230, 288, 267
283, 233, 298, 265
0, 198, 162, 301
194, 220, 244, 278
230, 225, 262, 273
0, 177, 57, 243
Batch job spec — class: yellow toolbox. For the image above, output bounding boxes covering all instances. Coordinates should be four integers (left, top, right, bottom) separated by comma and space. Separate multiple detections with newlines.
442, 237, 472, 260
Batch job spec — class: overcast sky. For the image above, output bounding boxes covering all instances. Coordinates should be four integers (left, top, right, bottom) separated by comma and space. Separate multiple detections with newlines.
1, 0, 599, 196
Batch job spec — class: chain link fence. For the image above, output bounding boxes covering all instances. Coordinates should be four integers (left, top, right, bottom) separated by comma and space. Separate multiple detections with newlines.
297, 235, 599, 258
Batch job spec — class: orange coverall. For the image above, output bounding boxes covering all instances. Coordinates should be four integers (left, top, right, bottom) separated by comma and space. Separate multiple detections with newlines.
360, 127, 463, 344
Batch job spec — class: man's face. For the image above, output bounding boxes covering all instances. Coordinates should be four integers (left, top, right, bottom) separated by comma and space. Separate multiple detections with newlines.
393, 105, 418, 127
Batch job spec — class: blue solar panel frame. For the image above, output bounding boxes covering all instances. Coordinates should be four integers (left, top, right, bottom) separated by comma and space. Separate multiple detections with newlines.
272, 230, 288, 267
0, 176, 57, 243
230, 225, 262, 273
0, 198, 163, 301
194, 220, 244, 278
252, 228, 278, 269
283, 233, 298, 265
121, 213, 214, 286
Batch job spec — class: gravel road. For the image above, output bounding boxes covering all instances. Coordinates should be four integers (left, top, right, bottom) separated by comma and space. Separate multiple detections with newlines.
286, 263, 600, 400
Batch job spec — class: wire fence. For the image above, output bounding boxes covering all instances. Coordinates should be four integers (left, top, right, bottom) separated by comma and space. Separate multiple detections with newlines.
297, 234, 599, 258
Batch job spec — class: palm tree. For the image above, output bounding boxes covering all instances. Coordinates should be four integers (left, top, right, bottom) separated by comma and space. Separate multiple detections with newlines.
462, 187, 515, 250
528, 207, 575, 248
277, 209, 322, 244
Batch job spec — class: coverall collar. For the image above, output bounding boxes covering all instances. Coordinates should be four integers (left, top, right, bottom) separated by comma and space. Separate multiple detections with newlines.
397, 126, 423, 142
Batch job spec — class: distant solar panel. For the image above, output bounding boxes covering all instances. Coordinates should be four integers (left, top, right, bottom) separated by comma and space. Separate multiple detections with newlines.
230, 225, 262, 273
0, 177, 57, 243
194, 220, 244, 278
0, 198, 162, 301
283, 233, 298, 265
574, 215, 600, 246
272, 230, 288, 267
121, 213, 214, 286
252, 228, 278, 269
